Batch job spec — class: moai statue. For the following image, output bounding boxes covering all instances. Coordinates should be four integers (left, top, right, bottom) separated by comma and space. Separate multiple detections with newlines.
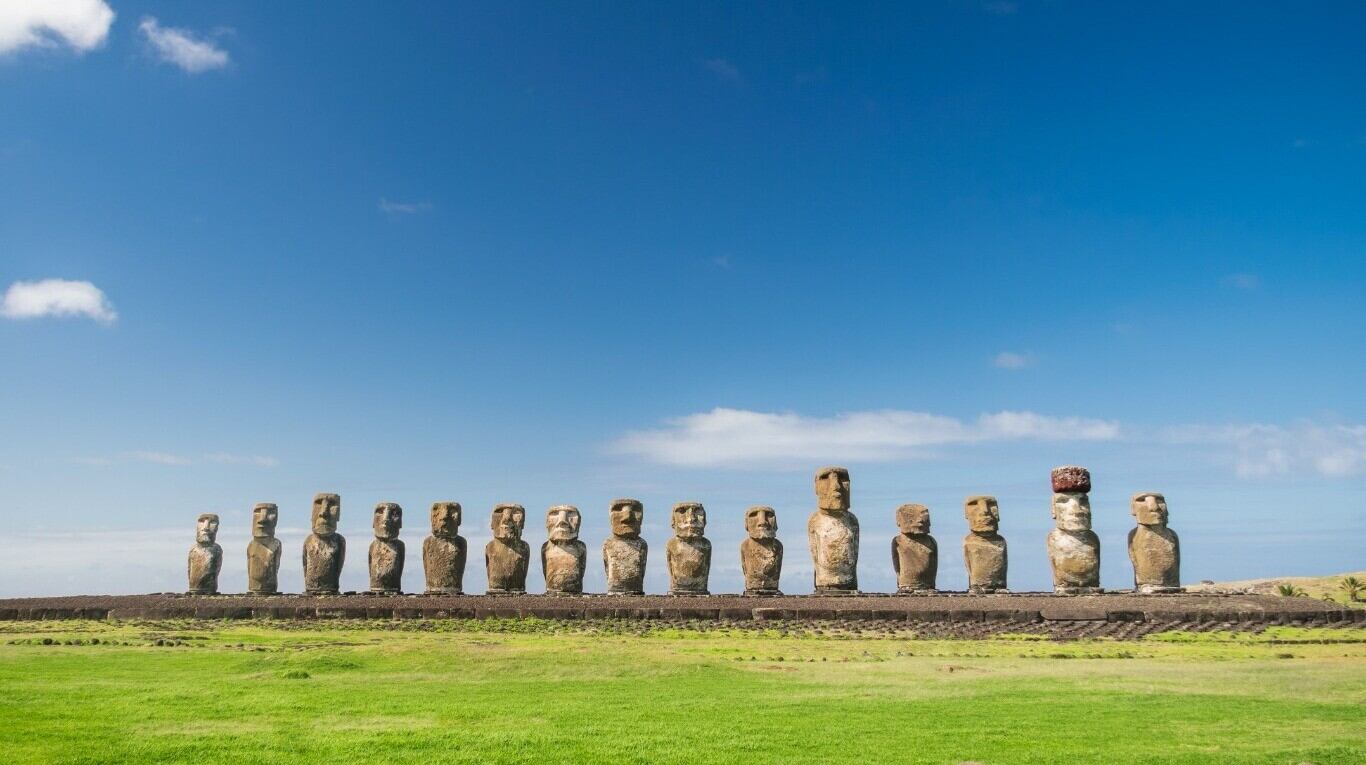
246, 502, 282, 595
1047, 466, 1102, 594
303, 493, 345, 595
187, 513, 222, 594
892, 503, 937, 593
666, 502, 711, 595
808, 466, 858, 593
485, 503, 530, 594
423, 501, 467, 595
1128, 492, 1182, 594
602, 498, 647, 595
963, 496, 1007, 593
542, 505, 587, 594
369, 502, 404, 594
740, 505, 783, 595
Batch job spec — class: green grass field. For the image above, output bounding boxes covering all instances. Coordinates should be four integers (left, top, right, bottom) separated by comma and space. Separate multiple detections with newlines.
2, 619, 1363, 765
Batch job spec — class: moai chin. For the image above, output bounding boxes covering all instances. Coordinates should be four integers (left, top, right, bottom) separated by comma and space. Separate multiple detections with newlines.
666, 502, 711, 595
542, 505, 587, 594
808, 466, 859, 594
423, 502, 467, 595
485, 503, 529, 594
369, 502, 405, 594
1047, 466, 1102, 595
603, 498, 647, 595
187, 513, 222, 595
303, 493, 345, 595
741, 505, 783, 595
246, 503, 282, 595
1128, 492, 1182, 594
963, 496, 1007, 593
892, 503, 938, 593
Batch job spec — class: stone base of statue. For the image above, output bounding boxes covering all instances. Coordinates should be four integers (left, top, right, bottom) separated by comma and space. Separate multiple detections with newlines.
247, 588, 280, 596
305, 588, 340, 596
425, 587, 463, 595
967, 586, 1007, 594
669, 589, 708, 596
896, 587, 937, 595
367, 588, 401, 596
814, 586, 859, 596
545, 588, 582, 596
744, 588, 782, 596
1137, 584, 1184, 594
608, 588, 645, 595
186, 588, 217, 596
485, 588, 525, 596
1054, 585, 1104, 595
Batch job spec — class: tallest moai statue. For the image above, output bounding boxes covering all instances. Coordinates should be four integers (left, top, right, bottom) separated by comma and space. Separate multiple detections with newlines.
808, 466, 858, 594
303, 493, 345, 595
1047, 466, 1102, 594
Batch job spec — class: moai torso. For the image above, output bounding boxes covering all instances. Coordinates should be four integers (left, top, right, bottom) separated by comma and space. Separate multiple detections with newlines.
369, 538, 404, 593
667, 537, 711, 594
187, 544, 222, 594
963, 533, 1007, 591
423, 535, 467, 594
741, 538, 783, 594
603, 536, 648, 594
1129, 525, 1180, 592
807, 511, 859, 591
486, 539, 530, 593
542, 540, 587, 594
1047, 529, 1100, 590
892, 534, 937, 591
246, 538, 282, 594
303, 534, 345, 594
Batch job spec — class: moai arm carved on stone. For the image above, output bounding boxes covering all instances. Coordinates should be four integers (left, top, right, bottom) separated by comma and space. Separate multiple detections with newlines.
485, 504, 529, 594
808, 466, 858, 593
893, 503, 937, 593
424, 502, 467, 595
741, 505, 782, 595
303, 493, 345, 595
1047, 466, 1102, 595
188, 513, 222, 594
368, 502, 405, 594
667, 502, 711, 595
246, 503, 282, 595
603, 499, 647, 595
963, 495, 1007, 593
542, 505, 586, 594
1128, 492, 1182, 593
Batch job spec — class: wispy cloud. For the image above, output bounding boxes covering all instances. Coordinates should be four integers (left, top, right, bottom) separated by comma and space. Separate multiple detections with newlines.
1221, 272, 1261, 290
79, 451, 280, 468
138, 17, 229, 73
0, 0, 114, 55
701, 57, 742, 84
983, 1, 1019, 15
378, 198, 433, 216
1, 278, 117, 323
711, 255, 732, 270
612, 408, 1120, 468
993, 351, 1031, 370
1164, 422, 1366, 479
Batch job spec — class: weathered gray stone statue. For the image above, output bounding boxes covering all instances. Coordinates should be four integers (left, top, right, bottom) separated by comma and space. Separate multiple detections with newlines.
808, 466, 858, 593
246, 502, 282, 595
667, 502, 711, 595
187, 513, 222, 594
1047, 466, 1102, 594
303, 493, 345, 595
740, 505, 782, 595
542, 505, 586, 594
423, 501, 467, 595
369, 502, 404, 594
485, 503, 530, 594
1128, 492, 1182, 593
892, 503, 937, 593
963, 495, 1007, 593
603, 498, 647, 595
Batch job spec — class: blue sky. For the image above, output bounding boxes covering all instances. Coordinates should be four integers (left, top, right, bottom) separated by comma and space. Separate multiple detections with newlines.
1, 1, 1363, 597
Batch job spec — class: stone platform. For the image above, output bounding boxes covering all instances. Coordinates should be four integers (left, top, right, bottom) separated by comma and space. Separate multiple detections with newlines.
1, 592, 1358, 628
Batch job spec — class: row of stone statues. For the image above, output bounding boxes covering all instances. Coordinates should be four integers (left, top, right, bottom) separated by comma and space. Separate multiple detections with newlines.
187, 465, 1181, 596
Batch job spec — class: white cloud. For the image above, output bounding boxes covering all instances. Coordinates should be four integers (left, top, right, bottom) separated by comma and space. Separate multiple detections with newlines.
701, 57, 742, 84
1164, 422, 1366, 479
138, 16, 228, 73
1221, 273, 1261, 290
613, 407, 1120, 468
378, 198, 432, 215
0, 0, 113, 55
993, 351, 1030, 369
1, 278, 117, 323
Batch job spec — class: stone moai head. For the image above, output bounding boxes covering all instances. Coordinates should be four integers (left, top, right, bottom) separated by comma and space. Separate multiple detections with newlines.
1051, 493, 1092, 532
896, 503, 931, 535
745, 505, 778, 540
546, 505, 581, 542
196, 513, 220, 544
609, 498, 643, 538
814, 466, 851, 513
491, 503, 525, 541
311, 493, 341, 536
373, 502, 402, 540
1131, 492, 1168, 527
431, 502, 462, 537
251, 503, 278, 539
964, 496, 1000, 534
672, 502, 706, 540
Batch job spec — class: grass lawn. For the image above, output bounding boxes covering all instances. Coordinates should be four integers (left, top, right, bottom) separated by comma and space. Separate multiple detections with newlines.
1, 619, 1363, 765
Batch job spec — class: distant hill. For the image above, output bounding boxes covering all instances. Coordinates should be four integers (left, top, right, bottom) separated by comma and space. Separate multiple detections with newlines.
1187, 571, 1365, 607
